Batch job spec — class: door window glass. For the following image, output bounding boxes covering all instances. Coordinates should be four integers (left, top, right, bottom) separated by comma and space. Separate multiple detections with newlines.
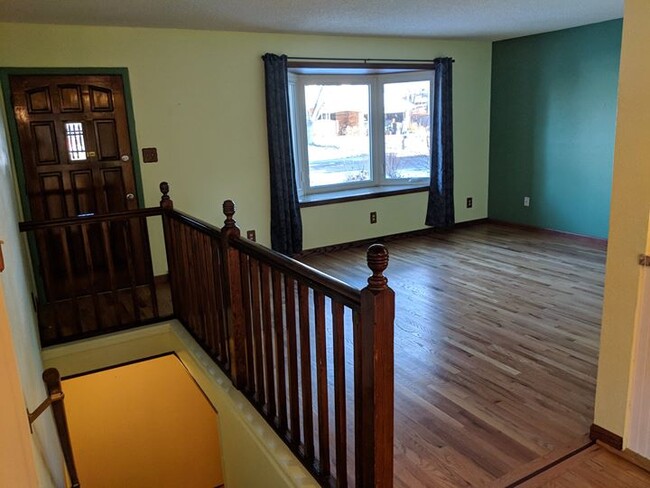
64, 122, 87, 161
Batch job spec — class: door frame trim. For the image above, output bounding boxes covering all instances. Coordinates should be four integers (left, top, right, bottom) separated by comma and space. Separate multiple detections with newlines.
0, 67, 146, 219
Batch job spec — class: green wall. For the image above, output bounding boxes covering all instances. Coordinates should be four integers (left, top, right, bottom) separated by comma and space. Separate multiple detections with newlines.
489, 20, 622, 239
0, 23, 492, 270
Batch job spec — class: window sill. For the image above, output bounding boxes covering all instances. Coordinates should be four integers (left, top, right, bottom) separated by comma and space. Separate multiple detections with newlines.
299, 185, 428, 208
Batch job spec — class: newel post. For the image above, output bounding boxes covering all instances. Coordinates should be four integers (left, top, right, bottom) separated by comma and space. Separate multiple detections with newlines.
356, 244, 395, 488
159, 181, 173, 210
159, 182, 179, 314
221, 200, 247, 389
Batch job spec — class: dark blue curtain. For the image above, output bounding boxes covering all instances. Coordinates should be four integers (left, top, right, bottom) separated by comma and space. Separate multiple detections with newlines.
425, 57, 455, 228
262, 53, 303, 255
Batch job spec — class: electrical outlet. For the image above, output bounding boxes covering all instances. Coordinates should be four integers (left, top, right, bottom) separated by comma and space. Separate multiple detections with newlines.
246, 230, 256, 241
370, 211, 377, 224
466, 197, 473, 208
524, 196, 530, 207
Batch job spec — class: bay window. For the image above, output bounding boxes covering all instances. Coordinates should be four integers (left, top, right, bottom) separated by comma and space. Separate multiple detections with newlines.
289, 69, 433, 199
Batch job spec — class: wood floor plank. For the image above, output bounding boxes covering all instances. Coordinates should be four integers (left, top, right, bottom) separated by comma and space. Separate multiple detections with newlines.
301, 223, 606, 487
519, 445, 650, 488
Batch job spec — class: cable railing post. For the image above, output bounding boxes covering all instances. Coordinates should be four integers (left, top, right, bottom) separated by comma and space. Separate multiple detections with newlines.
221, 199, 248, 389
42, 368, 81, 488
356, 244, 394, 488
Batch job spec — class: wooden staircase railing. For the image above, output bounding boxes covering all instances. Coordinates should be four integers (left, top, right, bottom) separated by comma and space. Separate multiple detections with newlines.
159, 182, 395, 487
19, 181, 395, 487
19, 208, 171, 345
28, 368, 81, 488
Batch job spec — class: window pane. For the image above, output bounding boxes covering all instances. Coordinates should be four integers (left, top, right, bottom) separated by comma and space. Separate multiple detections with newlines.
304, 84, 371, 187
384, 80, 430, 180
64, 122, 88, 161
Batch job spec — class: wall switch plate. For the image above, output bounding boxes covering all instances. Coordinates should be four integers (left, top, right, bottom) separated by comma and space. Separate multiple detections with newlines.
370, 211, 377, 224
246, 230, 256, 241
466, 197, 473, 208
142, 147, 158, 163
524, 196, 530, 207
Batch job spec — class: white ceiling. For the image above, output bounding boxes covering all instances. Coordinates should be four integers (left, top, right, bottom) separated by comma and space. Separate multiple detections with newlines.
0, 0, 623, 41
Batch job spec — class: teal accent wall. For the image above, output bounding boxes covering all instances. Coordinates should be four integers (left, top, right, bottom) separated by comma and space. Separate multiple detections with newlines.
488, 20, 622, 239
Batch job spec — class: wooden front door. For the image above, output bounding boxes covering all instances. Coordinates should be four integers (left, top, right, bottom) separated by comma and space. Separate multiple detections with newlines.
9, 75, 152, 334
10, 74, 138, 220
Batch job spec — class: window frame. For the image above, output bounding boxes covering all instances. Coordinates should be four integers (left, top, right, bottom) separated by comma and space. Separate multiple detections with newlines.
289, 69, 434, 198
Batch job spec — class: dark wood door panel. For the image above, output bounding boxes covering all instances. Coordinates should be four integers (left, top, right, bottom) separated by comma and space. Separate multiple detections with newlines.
31, 121, 59, 165
10, 74, 148, 315
89, 85, 114, 111
101, 167, 128, 213
10, 74, 136, 220
94, 119, 120, 160
38, 173, 66, 220
25, 86, 52, 113
58, 85, 83, 112
70, 170, 98, 215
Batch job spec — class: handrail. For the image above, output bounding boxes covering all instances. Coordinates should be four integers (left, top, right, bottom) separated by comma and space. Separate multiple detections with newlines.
167, 209, 223, 238
27, 368, 81, 488
19, 207, 163, 231
161, 197, 360, 307
20, 181, 393, 488
230, 235, 361, 308
159, 181, 394, 487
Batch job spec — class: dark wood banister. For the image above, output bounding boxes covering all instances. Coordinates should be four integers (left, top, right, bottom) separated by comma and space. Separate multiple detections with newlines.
229, 236, 361, 308
27, 368, 81, 488
16, 181, 393, 488
167, 209, 223, 238
160, 181, 394, 487
160, 191, 361, 308
18, 207, 163, 231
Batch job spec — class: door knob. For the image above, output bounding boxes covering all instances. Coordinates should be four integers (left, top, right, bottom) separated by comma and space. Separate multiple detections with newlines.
126, 193, 135, 201
121, 155, 130, 162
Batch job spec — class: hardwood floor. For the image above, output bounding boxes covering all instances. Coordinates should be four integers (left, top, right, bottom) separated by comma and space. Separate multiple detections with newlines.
300, 222, 606, 487
519, 444, 650, 487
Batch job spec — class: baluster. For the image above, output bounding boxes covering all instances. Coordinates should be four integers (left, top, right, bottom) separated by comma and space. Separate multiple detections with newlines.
178, 219, 193, 330
285, 276, 300, 445
221, 200, 247, 389
355, 244, 394, 488
80, 223, 102, 330
240, 252, 256, 392
332, 301, 347, 487
211, 236, 228, 365
140, 216, 159, 319
298, 283, 314, 462
250, 258, 265, 404
100, 221, 120, 324
35, 229, 61, 339
58, 226, 82, 335
203, 235, 221, 354
120, 219, 141, 324
314, 290, 330, 477
190, 227, 208, 343
261, 263, 276, 418
273, 270, 287, 432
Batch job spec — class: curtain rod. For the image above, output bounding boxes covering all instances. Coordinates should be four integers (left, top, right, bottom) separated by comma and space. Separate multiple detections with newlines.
286, 56, 454, 64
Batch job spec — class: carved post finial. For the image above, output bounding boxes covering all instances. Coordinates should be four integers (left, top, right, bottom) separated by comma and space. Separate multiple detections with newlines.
366, 243, 389, 291
42, 368, 62, 389
160, 181, 173, 209
222, 199, 236, 229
